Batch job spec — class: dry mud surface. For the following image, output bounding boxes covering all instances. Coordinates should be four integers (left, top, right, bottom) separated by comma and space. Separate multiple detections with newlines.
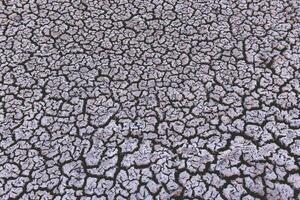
0, 0, 300, 199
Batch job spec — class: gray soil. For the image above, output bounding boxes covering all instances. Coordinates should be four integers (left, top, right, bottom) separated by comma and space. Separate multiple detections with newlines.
0, 0, 300, 199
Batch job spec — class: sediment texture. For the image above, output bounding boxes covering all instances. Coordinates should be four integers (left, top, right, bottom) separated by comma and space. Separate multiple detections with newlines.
0, 0, 300, 199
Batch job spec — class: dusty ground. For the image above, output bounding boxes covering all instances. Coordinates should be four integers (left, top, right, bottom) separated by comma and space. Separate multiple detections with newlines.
0, 0, 300, 199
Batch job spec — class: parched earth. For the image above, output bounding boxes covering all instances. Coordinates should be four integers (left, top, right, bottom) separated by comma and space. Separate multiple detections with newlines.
0, 0, 300, 199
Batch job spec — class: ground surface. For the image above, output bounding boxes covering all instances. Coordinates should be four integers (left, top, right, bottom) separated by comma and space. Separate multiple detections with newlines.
0, 0, 300, 199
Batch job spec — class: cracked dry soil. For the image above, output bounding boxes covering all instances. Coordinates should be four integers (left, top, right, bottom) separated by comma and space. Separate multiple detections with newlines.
0, 0, 300, 199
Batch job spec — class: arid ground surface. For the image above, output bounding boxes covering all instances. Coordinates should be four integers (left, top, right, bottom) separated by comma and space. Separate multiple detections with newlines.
0, 0, 300, 199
